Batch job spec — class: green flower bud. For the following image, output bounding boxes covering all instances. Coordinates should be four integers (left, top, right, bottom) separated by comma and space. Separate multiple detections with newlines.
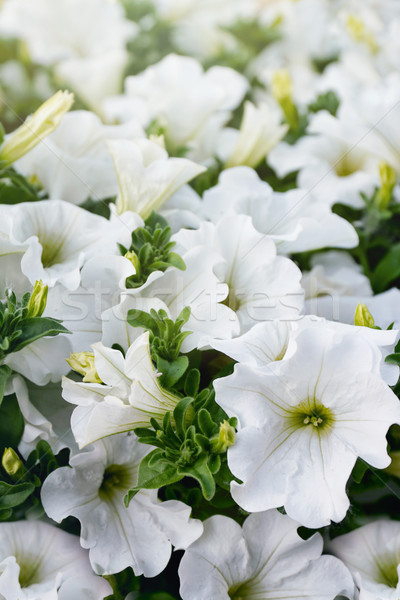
66, 351, 102, 383
0, 90, 74, 165
375, 162, 397, 210
125, 250, 141, 275
271, 69, 299, 131
210, 420, 236, 454
26, 280, 48, 318
354, 303, 375, 328
2, 447, 26, 480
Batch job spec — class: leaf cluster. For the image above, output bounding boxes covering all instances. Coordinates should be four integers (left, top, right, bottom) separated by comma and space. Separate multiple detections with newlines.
120, 212, 185, 289
125, 368, 237, 504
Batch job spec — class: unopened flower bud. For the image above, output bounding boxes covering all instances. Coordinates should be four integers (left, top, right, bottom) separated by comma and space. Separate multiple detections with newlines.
2, 447, 25, 480
26, 280, 48, 318
271, 69, 299, 131
210, 420, 236, 454
0, 90, 74, 165
375, 162, 397, 211
354, 303, 375, 328
66, 351, 102, 383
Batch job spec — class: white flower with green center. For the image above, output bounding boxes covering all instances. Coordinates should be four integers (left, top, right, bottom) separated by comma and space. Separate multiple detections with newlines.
178, 509, 354, 600
173, 213, 304, 334
0, 520, 111, 599
41, 433, 203, 577
0, 200, 136, 290
214, 325, 400, 528
202, 167, 359, 254
62, 331, 182, 448
329, 520, 400, 600
108, 138, 206, 218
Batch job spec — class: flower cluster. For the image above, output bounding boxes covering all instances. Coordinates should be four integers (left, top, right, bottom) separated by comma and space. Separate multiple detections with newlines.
1, 0, 400, 599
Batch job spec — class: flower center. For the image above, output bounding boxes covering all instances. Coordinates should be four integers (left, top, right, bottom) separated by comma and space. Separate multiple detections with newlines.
376, 555, 400, 588
99, 464, 135, 499
289, 399, 335, 433
17, 553, 43, 588
40, 234, 66, 268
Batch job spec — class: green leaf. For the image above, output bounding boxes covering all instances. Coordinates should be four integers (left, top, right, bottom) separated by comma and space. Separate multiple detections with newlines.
197, 408, 217, 437
12, 317, 70, 353
173, 397, 194, 438
351, 458, 369, 484
124, 450, 181, 506
145, 211, 169, 232
0, 393, 24, 451
386, 353, 400, 366
157, 355, 189, 388
127, 309, 157, 333
0, 481, 35, 509
184, 368, 200, 397
0, 123, 5, 146
0, 364, 12, 406
167, 252, 186, 271
371, 242, 400, 292
178, 453, 216, 500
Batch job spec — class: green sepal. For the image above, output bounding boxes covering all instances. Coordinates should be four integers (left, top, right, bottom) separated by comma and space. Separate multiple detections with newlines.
0, 364, 12, 406
0, 508, 12, 520
127, 309, 156, 332
208, 454, 221, 475
0, 481, 35, 509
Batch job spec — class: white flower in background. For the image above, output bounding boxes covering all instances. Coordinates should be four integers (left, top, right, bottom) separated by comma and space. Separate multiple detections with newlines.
103, 53, 248, 162
173, 213, 304, 333
108, 138, 206, 218
152, 0, 256, 58
15, 111, 144, 205
0, 519, 111, 600
214, 324, 400, 528
41, 433, 203, 577
101, 246, 238, 352
179, 510, 354, 600
0, 0, 136, 110
0, 200, 136, 290
302, 251, 373, 300
0, 90, 73, 165
268, 130, 380, 208
62, 331, 182, 448
217, 100, 288, 168
329, 520, 400, 600
202, 167, 359, 253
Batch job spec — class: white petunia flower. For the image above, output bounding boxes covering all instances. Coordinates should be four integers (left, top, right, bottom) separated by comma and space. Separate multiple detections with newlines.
15, 111, 144, 205
62, 331, 182, 448
41, 433, 203, 577
103, 53, 248, 162
173, 213, 304, 334
0, 0, 136, 110
108, 138, 206, 218
329, 520, 400, 600
101, 246, 239, 352
0, 200, 136, 290
214, 324, 400, 528
202, 167, 359, 254
0, 519, 111, 600
179, 510, 355, 600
